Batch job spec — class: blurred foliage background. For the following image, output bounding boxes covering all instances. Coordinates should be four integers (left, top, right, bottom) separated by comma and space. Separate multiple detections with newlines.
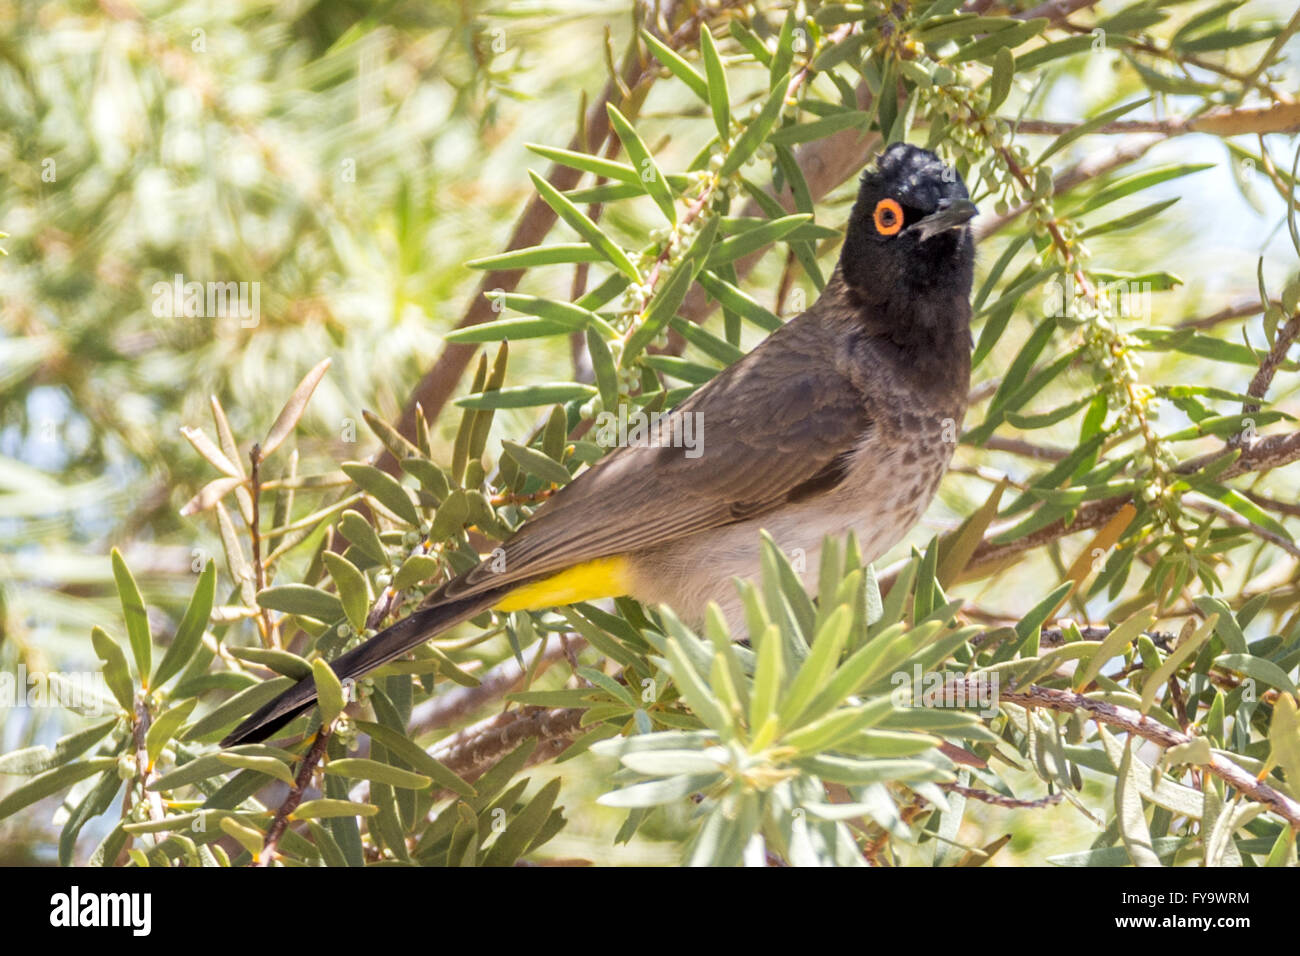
1, 0, 1299, 866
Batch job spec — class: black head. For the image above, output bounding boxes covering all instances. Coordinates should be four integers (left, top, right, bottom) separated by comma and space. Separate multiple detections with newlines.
839, 143, 977, 320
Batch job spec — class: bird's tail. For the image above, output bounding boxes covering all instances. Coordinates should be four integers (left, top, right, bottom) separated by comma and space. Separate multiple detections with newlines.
220, 588, 503, 746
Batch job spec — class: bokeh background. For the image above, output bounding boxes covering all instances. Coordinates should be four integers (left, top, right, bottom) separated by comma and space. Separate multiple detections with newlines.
2, 0, 1298, 864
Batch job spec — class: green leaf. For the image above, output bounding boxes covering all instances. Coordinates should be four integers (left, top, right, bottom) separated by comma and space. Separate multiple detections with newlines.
1115, 736, 1161, 867
181, 677, 294, 741
607, 104, 675, 224
1069, 163, 1214, 217
767, 110, 868, 146
292, 799, 379, 820
1038, 97, 1151, 165
1079, 198, 1179, 239
720, 77, 789, 177
0, 758, 117, 821
321, 552, 370, 633
59, 769, 121, 866
1073, 607, 1155, 691
324, 758, 431, 790
598, 773, 722, 808
338, 510, 388, 565
91, 626, 134, 712
0, 717, 117, 775
623, 216, 719, 364
110, 548, 151, 683
1049, 838, 1187, 866
1214, 654, 1298, 697
354, 721, 476, 797
226, 645, 312, 680
313, 659, 346, 726
1176, 23, 1280, 53
443, 317, 574, 343
770, 11, 797, 85
525, 143, 638, 184
1016, 34, 1134, 70
528, 170, 639, 280
794, 754, 948, 786
342, 462, 420, 527
454, 382, 596, 410
779, 606, 851, 730
465, 243, 606, 270
481, 777, 563, 866
705, 214, 811, 268
947, 18, 1049, 63
153, 560, 216, 688
987, 46, 1014, 110
658, 621, 730, 732
492, 292, 618, 338
641, 30, 708, 102
1267, 694, 1300, 807
640, 355, 720, 385
145, 698, 197, 766
1140, 617, 1214, 716
216, 752, 296, 786
1192, 482, 1295, 543
501, 440, 572, 486
257, 584, 344, 622
586, 328, 620, 410
699, 26, 730, 140
1192, 596, 1247, 654
696, 270, 782, 331
917, 14, 1020, 44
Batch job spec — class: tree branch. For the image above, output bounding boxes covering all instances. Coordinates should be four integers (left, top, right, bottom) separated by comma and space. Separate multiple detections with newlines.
966, 430, 1300, 575
1009, 101, 1300, 138
1002, 684, 1300, 827
258, 727, 331, 866
428, 706, 585, 785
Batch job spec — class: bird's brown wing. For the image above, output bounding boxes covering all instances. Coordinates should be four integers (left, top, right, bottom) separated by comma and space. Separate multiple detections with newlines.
438, 315, 872, 602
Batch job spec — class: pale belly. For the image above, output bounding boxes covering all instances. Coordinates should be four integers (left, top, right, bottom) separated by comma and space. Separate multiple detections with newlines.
624, 430, 954, 632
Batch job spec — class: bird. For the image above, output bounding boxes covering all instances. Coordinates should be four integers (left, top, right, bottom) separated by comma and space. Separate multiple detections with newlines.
222, 142, 978, 746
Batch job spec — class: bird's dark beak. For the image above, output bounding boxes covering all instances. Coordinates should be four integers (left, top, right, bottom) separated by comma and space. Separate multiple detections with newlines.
913, 198, 978, 242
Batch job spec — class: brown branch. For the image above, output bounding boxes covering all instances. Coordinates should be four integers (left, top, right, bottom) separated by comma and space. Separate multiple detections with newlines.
1185, 492, 1300, 559
1243, 311, 1300, 416
258, 727, 331, 866
408, 635, 585, 734
248, 443, 275, 647
966, 430, 1300, 575
1002, 684, 1300, 827
981, 435, 1070, 461
1243, 489, 1300, 519
1008, 101, 1300, 138
940, 782, 1065, 810
428, 706, 585, 785
1175, 297, 1272, 330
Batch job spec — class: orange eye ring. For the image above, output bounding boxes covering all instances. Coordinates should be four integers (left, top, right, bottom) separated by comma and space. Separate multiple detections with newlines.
873, 198, 904, 236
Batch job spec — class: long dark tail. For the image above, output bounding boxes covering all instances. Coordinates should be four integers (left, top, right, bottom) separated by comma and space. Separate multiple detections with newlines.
220, 589, 502, 746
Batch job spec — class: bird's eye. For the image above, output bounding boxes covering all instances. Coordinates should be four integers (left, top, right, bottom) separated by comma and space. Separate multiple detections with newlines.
873, 198, 904, 236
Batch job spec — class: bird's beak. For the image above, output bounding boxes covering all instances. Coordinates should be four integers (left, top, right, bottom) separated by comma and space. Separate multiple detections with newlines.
912, 198, 978, 241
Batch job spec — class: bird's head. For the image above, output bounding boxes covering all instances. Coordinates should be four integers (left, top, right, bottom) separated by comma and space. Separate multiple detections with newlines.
840, 143, 977, 305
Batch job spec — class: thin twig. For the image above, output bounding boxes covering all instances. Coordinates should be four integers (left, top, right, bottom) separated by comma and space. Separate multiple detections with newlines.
940, 782, 1065, 810
258, 727, 331, 866
1002, 684, 1300, 827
